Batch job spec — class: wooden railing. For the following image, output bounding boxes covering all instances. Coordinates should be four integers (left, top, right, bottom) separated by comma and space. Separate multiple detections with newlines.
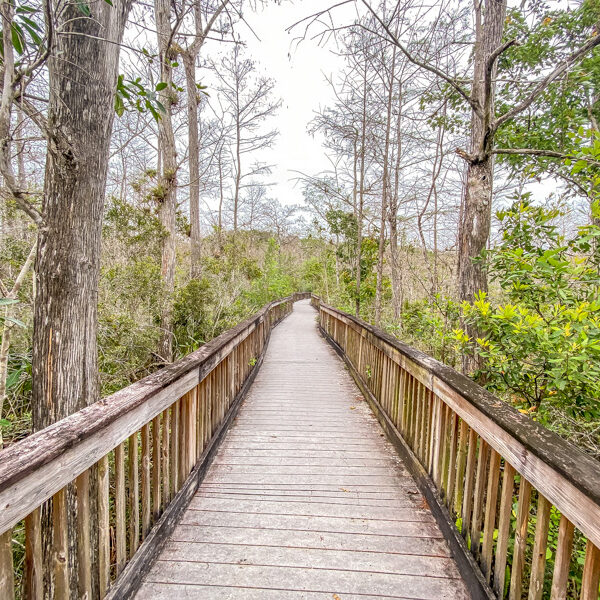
312, 295, 600, 600
0, 293, 309, 599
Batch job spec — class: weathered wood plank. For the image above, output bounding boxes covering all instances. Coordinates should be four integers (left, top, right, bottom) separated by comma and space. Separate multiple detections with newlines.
0, 529, 14, 600
24, 507, 42, 599
115, 442, 127, 574
318, 300, 600, 549
493, 462, 515, 596
135, 301, 469, 600
98, 454, 110, 597
549, 514, 574, 600
75, 470, 92, 599
144, 562, 469, 600
52, 487, 69, 599
509, 478, 532, 600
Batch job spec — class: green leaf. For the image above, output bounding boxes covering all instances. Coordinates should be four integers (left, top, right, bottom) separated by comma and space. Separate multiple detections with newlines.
114, 94, 125, 117
4, 316, 25, 327
155, 82, 168, 91
77, 1, 91, 17
11, 22, 25, 55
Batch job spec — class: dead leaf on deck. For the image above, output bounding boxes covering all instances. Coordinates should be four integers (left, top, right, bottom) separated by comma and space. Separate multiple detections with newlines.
333, 594, 342, 600
340, 487, 349, 492
350, 406, 356, 410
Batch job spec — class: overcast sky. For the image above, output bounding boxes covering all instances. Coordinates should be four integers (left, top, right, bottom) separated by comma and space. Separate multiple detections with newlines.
215, 0, 360, 206
200, 1, 557, 212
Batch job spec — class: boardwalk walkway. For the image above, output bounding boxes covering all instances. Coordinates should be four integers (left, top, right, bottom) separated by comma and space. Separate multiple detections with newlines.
135, 300, 470, 599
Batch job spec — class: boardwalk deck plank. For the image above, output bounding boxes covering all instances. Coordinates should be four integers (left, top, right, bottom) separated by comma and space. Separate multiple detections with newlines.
135, 300, 470, 599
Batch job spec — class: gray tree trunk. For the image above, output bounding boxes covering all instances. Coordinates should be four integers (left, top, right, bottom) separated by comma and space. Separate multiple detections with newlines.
31, 2, 131, 597
389, 80, 403, 322
375, 48, 396, 327
184, 54, 202, 279
155, 0, 177, 363
458, 0, 506, 373
33, 0, 131, 425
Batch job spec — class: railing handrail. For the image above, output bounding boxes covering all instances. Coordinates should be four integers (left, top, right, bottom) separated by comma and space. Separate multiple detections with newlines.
0, 294, 307, 534
312, 294, 600, 549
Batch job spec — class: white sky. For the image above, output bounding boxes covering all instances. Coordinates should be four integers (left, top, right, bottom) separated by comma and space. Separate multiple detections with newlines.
200, 1, 557, 211
224, 0, 359, 206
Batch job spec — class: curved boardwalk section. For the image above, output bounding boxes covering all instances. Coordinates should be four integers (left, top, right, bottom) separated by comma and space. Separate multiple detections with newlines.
135, 300, 470, 599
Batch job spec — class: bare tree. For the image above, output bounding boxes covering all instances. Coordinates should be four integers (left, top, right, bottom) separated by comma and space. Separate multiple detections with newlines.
179, 0, 232, 277
211, 44, 279, 240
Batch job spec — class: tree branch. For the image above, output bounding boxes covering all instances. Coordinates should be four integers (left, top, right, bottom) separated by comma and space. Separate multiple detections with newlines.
494, 30, 600, 130
360, 0, 482, 117
493, 147, 600, 169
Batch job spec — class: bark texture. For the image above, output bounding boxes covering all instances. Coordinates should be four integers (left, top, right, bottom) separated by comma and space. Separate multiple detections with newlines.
457, 0, 506, 373
33, 0, 131, 429
185, 54, 203, 278
155, 0, 177, 363
31, 2, 131, 597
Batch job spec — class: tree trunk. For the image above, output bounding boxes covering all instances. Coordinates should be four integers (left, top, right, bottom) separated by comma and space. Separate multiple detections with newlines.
218, 152, 224, 251
184, 53, 202, 278
375, 48, 395, 328
32, 2, 131, 597
233, 120, 241, 235
355, 62, 368, 318
458, 0, 506, 373
458, 159, 493, 301
389, 80, 403, 322
33, 0, 130, 424
155, 0, 177, 364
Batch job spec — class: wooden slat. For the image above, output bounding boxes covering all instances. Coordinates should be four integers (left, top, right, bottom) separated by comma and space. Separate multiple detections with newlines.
189, 387, 198, 471
549, 515, 574, 600
76, 470, 92, 599
171, 401, 179, 495
419, 383, 428, 463
528, 494, 551, 600
470, 438, 489, 558
461, 428, 478, 537
98, 454, 110, 597
162, 408, 170, 507
580, 540, 600, 600
178, 396, 186, 487
196, 382, 206, 460
115, 442, 127, 574
446, 411, 458, 509
24, 507, 42, 600
0, 529, 14, 600
52, 487, 69, 599
440, 404, 450, 496
481, 449, 501, 579
152, 415, 161, 520
0, 296, 289, 533
431, 396, 443, 485
129, 432, 140, 557
493, 462, 516, 597
454, 420, 469, 517
509, 478, 532, 600
141, 423, 151, 538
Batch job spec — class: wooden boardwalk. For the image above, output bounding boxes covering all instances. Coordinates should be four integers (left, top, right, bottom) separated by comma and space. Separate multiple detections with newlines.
135, 300, 470, 599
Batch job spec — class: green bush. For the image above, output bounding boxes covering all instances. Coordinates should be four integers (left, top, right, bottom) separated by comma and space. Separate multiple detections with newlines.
455, 198, 600, 427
